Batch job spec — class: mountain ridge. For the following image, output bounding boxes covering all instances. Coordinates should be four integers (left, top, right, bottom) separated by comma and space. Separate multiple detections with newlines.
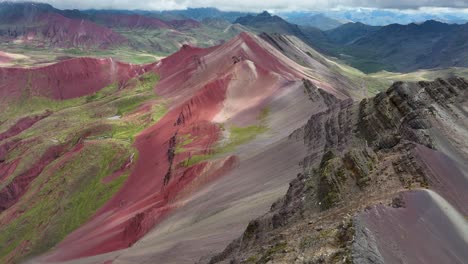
4, 31, 355, 263
0, 3, 467, 264
201, 76, 468, 264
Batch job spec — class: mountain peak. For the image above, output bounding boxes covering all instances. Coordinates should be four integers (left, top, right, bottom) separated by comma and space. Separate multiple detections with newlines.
0, 1, 55, 11
419, 19, 450, 28
237, 31, 255, 41
259, 11, 272, 17
422, 19, 445, 25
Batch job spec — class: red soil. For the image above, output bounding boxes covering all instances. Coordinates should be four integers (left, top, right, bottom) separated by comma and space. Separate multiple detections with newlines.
0, 111, 51, 142
0, 139, 21, 162
155, 44, 217, 96
101, 153, 134, 184
0, 112, 52, 204
45, 142, 85, 176
0, 141, 85, 227
155, 32, 307, 104
0, 144, 65, 212
0, 57, 157, 102
0, 159, 20, 182
44, 76, 236, 261
156, 32, 324, 125
0, 52, 12, 64
41, 32, 339, 261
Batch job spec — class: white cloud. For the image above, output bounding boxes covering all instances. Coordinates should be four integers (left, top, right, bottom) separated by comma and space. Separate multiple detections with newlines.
4, 0, 468, 11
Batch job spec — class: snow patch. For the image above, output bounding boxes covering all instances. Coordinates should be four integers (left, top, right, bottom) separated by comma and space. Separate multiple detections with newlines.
245, 60, 258, 79
107, 115, 121, 120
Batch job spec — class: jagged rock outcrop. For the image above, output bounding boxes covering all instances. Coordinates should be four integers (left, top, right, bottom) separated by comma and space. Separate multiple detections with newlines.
201, 77, 468, 264
358, 78, 467, 149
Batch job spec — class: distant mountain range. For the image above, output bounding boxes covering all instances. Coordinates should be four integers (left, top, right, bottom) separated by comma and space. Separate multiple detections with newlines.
83, 7, 468, 27
1, 2, 468, 264
280, 13, 344, 30
1, 2, 468, 73
159, 7, 250, 23
0, 2, 127, 49
279, 9, 468, 26
235, 11, 468, 73
324, 22, 381, 45
327, 20, 468, 72
78, 7, 250, 23
234, 11, 306, 37
0, 2, 247, 55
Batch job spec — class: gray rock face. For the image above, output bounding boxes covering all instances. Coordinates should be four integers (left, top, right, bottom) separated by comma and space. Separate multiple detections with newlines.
352, 217, 384, 264
358, 78, 468, 150
201, 77, 468, 264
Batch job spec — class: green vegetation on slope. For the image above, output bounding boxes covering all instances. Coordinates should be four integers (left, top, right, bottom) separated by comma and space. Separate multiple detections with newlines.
0, 23, 244, 67
0, 141, 130, 261
0, 42, 163, 67
324, 55, 468, 96
0, 72, 167, 262
182, 108, 269, 167
369, 68, 468, 83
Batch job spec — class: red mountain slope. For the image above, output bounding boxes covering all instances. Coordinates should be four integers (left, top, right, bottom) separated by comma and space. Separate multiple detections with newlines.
0, 57, 155, 103
36, 32, 354, 263
0, 52, 12, 64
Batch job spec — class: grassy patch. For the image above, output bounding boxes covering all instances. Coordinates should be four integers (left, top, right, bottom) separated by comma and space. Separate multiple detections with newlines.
0, 141, 131, 262
179, 123, 268, 167
151, 103, 168, 123
181, 153, 213, 168
243, 255, 259, 264
219, 125, 268, 153
115, 94, 153, 116
369, 67, 468, 82
1, 140, 56, 188
300, 236, 315, 249
218, 107, 270, 153
0, 72, 167, 262
133, 72, 159, 93
1, 96, 85, 121
85, 83, 119, 102
179, 108, 269, 167
111, 122, 146, 142
175, 134, 194, 154
258, 242, 287, 264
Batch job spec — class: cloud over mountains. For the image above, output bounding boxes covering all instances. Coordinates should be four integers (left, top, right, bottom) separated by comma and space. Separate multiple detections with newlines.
5, 0, 468, 11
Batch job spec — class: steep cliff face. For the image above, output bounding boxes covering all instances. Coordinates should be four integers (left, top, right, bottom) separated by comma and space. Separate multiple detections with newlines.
202, 78, 468, 264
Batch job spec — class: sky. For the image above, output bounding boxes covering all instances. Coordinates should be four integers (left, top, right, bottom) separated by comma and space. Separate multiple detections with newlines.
5, 0, 468, 11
